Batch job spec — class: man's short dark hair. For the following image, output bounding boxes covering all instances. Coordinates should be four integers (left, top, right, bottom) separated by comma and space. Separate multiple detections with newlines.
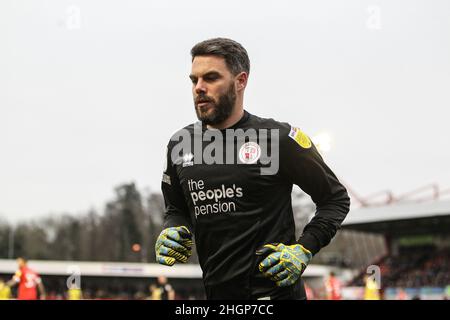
191, 38, 250, 76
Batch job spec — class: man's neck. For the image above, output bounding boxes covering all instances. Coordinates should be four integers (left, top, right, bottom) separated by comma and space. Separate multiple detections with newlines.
207, 106, 244, 130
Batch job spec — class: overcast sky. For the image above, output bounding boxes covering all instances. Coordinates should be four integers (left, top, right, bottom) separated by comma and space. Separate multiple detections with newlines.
1, 0, 449, 223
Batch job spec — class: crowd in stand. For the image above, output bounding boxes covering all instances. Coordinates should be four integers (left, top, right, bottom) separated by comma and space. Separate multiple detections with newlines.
390, 248, 449, 288
351, 245, 449, 289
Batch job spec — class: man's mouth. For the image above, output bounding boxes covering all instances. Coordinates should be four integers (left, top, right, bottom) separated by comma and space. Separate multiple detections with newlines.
197, 101, 211, 108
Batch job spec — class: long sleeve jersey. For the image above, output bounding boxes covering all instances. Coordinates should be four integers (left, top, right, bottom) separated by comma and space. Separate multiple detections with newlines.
161, 110, 350, 299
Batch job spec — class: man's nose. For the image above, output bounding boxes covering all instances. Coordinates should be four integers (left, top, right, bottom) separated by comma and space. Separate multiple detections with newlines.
194, 79, 207, 95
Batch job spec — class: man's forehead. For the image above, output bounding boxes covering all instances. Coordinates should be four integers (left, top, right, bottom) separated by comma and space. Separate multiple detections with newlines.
191, 55, 228, 75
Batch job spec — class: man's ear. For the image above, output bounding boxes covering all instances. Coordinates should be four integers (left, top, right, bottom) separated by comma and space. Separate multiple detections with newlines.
235, 72, 248, 92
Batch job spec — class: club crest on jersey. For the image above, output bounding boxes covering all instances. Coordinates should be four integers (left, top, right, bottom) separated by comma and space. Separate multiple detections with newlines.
239, 142, 261, 164
288, 127, 311, 149
182, 153, 194, 167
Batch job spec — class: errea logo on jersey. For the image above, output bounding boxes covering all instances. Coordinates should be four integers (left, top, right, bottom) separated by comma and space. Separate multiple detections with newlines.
182, 153, 194, 167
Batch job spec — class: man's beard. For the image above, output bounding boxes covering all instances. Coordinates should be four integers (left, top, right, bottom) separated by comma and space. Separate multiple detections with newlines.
194, 83, 236, 126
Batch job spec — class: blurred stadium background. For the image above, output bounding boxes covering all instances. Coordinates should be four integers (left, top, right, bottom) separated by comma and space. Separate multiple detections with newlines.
1, 182, 449, 300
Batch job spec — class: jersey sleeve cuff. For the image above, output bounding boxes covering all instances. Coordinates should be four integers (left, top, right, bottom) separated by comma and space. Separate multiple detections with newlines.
297, 232, 321, 256
163, 215, 192, 232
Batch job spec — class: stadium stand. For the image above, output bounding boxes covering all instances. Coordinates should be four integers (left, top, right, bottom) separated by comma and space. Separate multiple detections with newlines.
343, 200, 450, 299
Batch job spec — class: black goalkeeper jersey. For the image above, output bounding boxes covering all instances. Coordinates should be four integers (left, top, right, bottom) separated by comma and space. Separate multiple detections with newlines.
161, 110, 350, 300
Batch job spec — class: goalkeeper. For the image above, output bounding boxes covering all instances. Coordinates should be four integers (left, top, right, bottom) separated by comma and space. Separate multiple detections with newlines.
156, 38, 350, 299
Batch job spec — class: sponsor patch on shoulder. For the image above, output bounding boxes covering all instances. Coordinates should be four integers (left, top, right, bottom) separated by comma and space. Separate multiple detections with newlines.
288, 126, 312, 149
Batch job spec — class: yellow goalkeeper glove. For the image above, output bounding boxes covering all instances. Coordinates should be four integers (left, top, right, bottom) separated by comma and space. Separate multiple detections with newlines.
256, 243, 312, 287
155, 226, 193, 266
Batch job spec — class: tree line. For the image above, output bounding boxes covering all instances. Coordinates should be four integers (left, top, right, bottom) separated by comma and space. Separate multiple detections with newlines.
0, 183, 199, 263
